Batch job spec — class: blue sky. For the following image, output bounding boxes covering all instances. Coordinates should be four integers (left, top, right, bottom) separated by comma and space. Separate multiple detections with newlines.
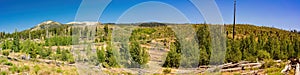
0, 0, 299, 32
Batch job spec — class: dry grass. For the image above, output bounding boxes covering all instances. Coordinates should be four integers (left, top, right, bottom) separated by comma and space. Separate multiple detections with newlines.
0, 56, 78, 75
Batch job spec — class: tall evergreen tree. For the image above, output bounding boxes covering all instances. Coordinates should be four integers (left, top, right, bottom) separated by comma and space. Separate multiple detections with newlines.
195, 24, 211, 65
96, 47, 106, 63
163, 39, 181, 68
226, 39, 242, 63
12, 29, 20, 52
129, 41, 149, 66
294, 38, 300, 58
105, 42, 119, 67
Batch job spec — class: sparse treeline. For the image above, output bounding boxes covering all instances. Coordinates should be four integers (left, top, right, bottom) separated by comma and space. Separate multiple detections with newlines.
1, 38, 75, 63
0, 26, 75, 63
0, 25, 71, 40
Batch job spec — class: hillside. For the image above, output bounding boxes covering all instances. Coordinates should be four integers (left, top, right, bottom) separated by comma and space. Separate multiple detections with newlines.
0, 21, 300, 74
30, 20, 62, 31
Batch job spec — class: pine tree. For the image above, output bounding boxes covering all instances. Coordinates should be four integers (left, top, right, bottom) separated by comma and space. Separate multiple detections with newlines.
196, 24, 210, 65
226, 39, 242, 63
105, 42, 119, 67
96, 47, 106, 63
270, 37, 281, 60
1, 40, 9, 50
12, 29, 20, 52
287, 40, 295, 58
56, 47, 61, 54
257, 50, 271, 60
129, 41, 149, 66
163, 39, 181, 68
279, 39, 288, 59
104, 25, 109, 41
29, 42, 38, 58
61, 49, 68, 61
294, 38, 300, 58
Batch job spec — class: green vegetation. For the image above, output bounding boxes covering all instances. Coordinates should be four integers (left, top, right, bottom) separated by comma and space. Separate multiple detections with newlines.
12, 29, 20, 52
33, 65, 41, 74
45, 36, 72, 46
104, 42, 119, 67
162, 68, 172, 74
195, 24, 211, 65
129, 41, 149, 67
96, 47, 106, 63
163, 39, 181, 68
1, 40, 12, 50
1, 49, 10, 56
261, 59, 276, 69
0, 71, 8, 75
0, 22, 300, 74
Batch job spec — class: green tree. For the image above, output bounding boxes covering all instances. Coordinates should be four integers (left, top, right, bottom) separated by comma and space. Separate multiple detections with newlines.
39, 47, 52, 59
163, 40, 181, 68
226, 39, 242, 63
129, 41, 149, 66
28, 42, 38, 58
294, 38, 300, 58
2, 40, 12, 50
267, 37, 281, 60
61, 49, 69, 61
287, 40, 295, 58
12, 29, 20, 52
241, 35, 256, 62
56, 47, 61, 54
257, 50, 271, 60
195, 24, 211, 65
105, 42, 119, 67
96, 47, 106, 63
279, 39, 288, 59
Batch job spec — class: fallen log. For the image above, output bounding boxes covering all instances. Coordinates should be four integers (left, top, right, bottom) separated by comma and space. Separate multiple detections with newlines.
281, 64, 290, 73
221, 67, 242, 72
296, 63, 300, 75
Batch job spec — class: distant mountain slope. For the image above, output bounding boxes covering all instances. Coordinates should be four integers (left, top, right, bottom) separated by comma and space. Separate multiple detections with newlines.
30, 20, 62, 31
29, 21, 102, 31
5, 20, 298, 41
66, 21, 101, 26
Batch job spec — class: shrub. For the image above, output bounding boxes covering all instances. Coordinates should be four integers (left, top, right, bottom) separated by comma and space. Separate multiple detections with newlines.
0, 71, 8, 75
33, 65, 41, 74
68, 57, 75, 64
163, 68, 171, 74
233, 73, 241, 75
261, 59, 276, 69
3, 61, 13, 66
56, 68, 63, 73
2, 49, 10, 56
104, 43, 119, 67
22, 65, 30, 72
267, 72, 284, 75
257, 50, 271, 60
8, 65, 18, 73
96, 47, 106, 63
0, 58, 8, 64
265, 67, 281, 73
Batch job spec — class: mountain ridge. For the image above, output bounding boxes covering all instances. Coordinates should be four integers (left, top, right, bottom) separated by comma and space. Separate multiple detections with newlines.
25, 20, 299, 35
